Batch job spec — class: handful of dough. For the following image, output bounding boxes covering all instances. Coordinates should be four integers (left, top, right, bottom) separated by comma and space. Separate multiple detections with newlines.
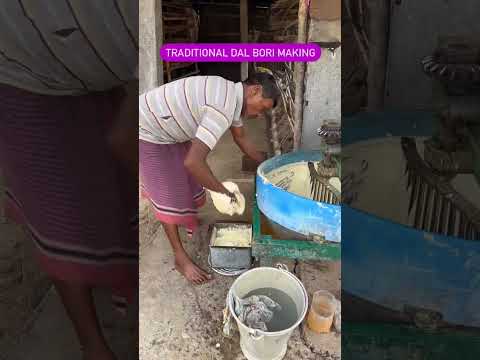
210, 182, 245, 216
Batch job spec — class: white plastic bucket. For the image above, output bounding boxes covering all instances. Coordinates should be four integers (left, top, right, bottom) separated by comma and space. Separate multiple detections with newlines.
227, 265, 308, 360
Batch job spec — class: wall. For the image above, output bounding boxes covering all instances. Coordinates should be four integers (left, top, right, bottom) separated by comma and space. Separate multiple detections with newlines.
301, 17, 341, 150
139, 0, 163, 93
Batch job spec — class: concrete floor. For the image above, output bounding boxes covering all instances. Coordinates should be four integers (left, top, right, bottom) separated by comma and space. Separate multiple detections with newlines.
139, 118, 341, 360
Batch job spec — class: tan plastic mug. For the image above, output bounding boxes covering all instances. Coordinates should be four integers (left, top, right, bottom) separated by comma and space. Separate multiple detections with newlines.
306, 290, 336, 333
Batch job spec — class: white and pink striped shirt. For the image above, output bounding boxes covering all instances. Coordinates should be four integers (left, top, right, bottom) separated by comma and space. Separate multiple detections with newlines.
0, 1, 138, 96
139, 76, 244, 150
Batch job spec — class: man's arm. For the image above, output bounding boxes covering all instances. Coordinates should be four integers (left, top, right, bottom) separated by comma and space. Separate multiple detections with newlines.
184, 139, 234, 197
230, 126, 267, 164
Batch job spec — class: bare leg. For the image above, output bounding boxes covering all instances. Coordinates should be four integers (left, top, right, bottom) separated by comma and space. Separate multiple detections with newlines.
53, 280, 116, 360
162, 223, 211, 284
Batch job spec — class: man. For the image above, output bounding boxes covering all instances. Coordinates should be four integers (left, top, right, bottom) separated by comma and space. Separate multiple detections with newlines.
139, 72, 280, 284
0, 2, 138, 359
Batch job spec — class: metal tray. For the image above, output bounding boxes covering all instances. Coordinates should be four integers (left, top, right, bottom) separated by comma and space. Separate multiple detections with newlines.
209, 222, 252, 269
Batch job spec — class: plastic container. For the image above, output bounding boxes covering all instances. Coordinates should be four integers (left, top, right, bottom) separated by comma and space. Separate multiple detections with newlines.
306, 290, 336, 333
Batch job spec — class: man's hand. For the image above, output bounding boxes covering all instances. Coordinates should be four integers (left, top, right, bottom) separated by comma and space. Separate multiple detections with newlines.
255, 151, 268, 164
227, 191, 238, 205
230, 126, 266, 165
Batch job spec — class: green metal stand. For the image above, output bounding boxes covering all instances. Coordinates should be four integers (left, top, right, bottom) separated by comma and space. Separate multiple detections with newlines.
251, 198, 340, 263
343, 322, 480, 359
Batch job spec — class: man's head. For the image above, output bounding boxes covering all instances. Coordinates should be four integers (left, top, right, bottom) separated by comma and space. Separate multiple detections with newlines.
242, 72, 280, 118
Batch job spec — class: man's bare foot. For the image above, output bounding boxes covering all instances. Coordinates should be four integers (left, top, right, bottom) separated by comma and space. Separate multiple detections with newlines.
174, 252, 212, 285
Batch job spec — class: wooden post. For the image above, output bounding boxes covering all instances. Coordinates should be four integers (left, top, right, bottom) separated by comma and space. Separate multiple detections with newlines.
240, 0, 248, 81
367, 0, 388, 111
293, 0, 309, 150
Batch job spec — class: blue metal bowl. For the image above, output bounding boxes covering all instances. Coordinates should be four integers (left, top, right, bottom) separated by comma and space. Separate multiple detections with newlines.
343, 111, 480, 328
256, 150, 341, 243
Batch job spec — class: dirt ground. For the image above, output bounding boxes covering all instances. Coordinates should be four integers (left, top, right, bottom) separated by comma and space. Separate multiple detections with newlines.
0, 117, 340, 360
139, 118, 341, 360
0, 156, 134, 360
0, 224, 138, 360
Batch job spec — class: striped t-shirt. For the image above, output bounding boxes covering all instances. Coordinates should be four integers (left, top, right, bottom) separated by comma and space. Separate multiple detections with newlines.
139, 76, 244, 150
0, 1, 138, 96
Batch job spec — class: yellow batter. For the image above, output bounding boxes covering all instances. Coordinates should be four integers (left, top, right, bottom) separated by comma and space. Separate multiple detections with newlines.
451, 174, 480, 210
213, 226, 251, 248
343, 137, 430, 226
265, 162, 341, 200
329, 177, 341, 193
265, 162, 312, 199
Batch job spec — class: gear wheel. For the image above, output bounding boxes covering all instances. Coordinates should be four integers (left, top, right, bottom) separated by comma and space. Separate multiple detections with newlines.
422, 42, 480, 88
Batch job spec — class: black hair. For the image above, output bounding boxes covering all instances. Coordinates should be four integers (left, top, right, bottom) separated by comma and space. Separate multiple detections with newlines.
243, 72, 280, 108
